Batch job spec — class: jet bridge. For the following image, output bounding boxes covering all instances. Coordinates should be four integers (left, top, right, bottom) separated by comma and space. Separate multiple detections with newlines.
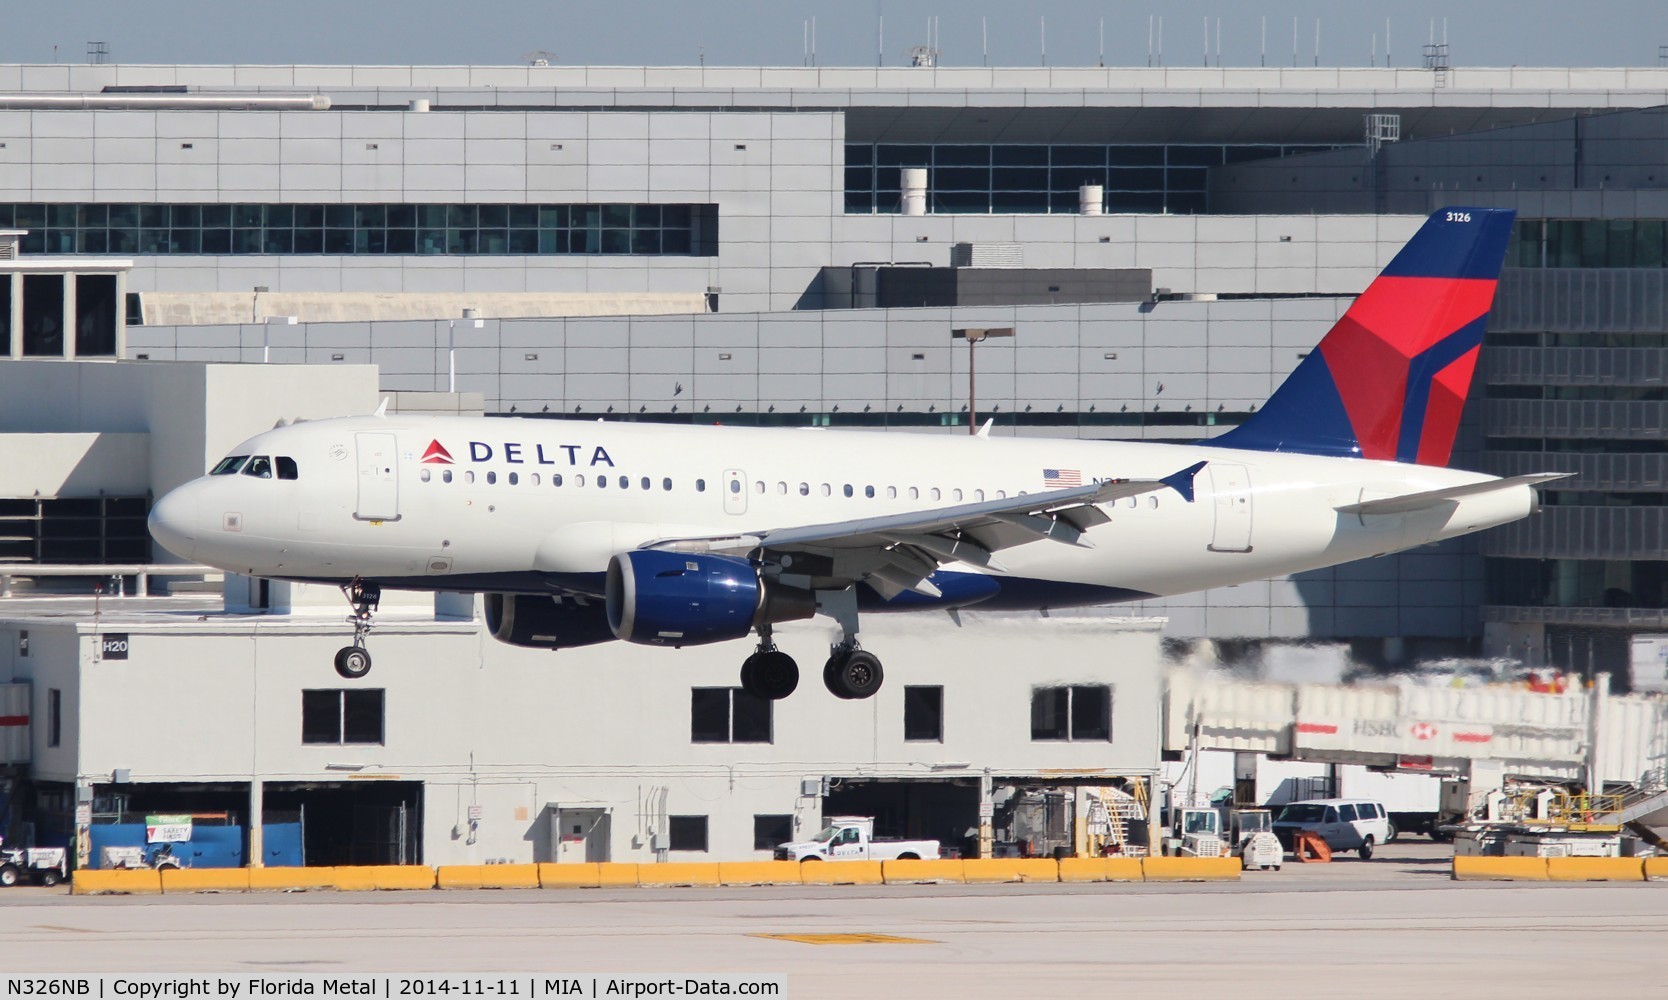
1164, 670, 1668, 787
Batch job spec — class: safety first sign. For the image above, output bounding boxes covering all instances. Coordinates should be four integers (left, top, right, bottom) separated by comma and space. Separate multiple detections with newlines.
145, 814, 193, 843
1294, 717, 1495, 757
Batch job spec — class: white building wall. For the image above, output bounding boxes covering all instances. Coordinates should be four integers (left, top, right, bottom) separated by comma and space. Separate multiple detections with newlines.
0, 107, 1422, 312
1, 611, 1164, 864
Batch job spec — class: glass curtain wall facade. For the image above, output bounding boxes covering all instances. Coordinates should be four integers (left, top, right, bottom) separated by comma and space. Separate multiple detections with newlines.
844, 143, 1339, 215
0, 203, 717, 257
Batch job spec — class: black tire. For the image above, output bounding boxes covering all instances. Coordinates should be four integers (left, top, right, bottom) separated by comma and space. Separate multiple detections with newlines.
799, 856, 822, 863
1385, 820, 1399, 844
1358, 836, 1374, 860
1428, 825, 1454, 844
829, 650, 884, 700
897, 853, 919, 861
0, 864, 19, 888
822, 651, 850, 698
38, 869, 62, 887
742, 650, 799, 701
334, 645, 372, 679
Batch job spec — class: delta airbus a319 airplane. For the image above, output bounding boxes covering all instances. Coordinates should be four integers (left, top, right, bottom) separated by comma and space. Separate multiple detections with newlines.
149, 207, 1560, 700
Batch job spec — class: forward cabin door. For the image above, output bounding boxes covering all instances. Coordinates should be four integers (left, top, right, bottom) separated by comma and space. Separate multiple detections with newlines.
1207, 462, 1253, 552
354, 432, 401, 521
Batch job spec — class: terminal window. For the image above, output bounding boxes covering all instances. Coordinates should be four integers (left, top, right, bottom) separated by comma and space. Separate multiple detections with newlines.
1030, 685, 1112, 742
302, 688, 386, 745
668, 815, 709, 852
690, 686, 772, 744
753, 814, 793, 851
903, 685, 944, 742
844, 143, 1340, 215
0, 203, 719, 257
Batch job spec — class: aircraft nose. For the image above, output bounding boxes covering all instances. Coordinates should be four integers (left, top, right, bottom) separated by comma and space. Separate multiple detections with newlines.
148, 486, 201, 560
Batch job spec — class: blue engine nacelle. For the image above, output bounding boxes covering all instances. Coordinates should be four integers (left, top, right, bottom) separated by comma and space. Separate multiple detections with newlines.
606, 550, 814, 646
484, 593, 617, 650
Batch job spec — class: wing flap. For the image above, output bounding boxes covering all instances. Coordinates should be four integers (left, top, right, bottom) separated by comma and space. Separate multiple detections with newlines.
1336, 473, 1570, 516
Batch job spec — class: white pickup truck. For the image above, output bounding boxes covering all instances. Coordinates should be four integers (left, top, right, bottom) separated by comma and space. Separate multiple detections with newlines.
774, 816, 941, 862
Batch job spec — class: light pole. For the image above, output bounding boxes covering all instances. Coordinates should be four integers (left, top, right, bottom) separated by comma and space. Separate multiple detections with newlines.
952, 327, 1014, 435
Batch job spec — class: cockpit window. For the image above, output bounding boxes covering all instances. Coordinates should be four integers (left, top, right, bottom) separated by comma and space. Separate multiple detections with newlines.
243, 456, 274, 479
211, 456, 249, 475
276, 456, 298, 480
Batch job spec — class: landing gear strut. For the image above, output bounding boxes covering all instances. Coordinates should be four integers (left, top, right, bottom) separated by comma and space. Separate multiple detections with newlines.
740, 626, 799, 700
334, 578, 381, 679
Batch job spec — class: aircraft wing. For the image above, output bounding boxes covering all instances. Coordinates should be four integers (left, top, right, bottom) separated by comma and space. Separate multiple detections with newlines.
642, 461, 1206, 600
1335, 473, 1570, 517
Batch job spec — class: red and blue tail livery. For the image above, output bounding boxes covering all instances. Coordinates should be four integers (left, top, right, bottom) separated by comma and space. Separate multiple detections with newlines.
1216, 207, 1515, 466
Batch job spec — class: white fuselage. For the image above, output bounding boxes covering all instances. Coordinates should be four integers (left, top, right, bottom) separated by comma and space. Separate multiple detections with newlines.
149, 414, 1534, 608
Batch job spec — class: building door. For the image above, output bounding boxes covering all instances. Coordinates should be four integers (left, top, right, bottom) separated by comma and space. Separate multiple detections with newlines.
354, 432, 401, 521
1207, 463, 1253, 552
555, 808, 611, 863
723, 469, 747, 515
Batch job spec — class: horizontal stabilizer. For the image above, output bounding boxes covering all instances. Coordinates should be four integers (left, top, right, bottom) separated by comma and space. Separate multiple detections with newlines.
1336, 473, 1570, 517
1161, 461, 1207, 503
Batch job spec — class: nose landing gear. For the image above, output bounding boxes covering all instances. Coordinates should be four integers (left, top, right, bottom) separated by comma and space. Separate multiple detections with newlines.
740, 626, 799, 700
334, 579, 381, 679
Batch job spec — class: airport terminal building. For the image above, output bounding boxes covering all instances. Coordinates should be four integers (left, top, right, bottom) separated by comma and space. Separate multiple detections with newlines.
2, 61, 1668, 865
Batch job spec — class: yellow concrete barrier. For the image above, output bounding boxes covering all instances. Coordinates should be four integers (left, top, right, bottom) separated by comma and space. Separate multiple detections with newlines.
1105, 857, 1146, 881
247, 867, 339, 891
636, 862, 721, 887
1644, 857, 1668, 882
962, 858, 1060, 883
1056, 857, 1146, 882
882, 858, 965, 883
72, 869, 163, 895
436, 864, 540, 889
1451, 856, 1550, 881
717, 861, 804, 886
538, 863, 602, 889
797, 860, 883, 885
1057, 858, 1109, 882
1141, 856, 1241, 881
1546, 857, 1645, 882
161, 867, 251, 893
596, 863, 640, 887
331, 865, 438, 891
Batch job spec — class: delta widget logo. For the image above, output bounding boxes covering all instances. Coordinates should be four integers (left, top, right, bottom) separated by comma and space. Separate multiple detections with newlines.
421, 440, 455, 464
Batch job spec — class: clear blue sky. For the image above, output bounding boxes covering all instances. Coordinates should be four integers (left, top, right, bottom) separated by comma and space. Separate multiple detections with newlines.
7, 0, 1667, 68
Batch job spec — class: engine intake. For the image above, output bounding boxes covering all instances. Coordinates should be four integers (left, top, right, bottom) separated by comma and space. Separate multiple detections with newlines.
606, 550, 813, 646
484, 593, 617, 650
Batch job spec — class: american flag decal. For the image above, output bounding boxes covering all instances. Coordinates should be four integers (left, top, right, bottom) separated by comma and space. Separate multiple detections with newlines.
1043, 468, 1082, 487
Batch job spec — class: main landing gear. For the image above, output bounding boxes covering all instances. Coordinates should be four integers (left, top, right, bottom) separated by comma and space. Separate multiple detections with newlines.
738, 591, 886, 702
823, 642, 884, 700
334, 578, 381, 679
740, 627, 800, 701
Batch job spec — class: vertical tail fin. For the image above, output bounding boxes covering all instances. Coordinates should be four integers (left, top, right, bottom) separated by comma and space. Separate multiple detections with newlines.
1215, 207, 1516, 465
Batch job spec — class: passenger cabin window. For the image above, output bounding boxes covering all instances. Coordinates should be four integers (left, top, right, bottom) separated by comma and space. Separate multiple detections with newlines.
662, 478, 672, 491
507, 472, 518, 486
420, 469, 431, 483
243, 456, 273, 479
211, 456, 249, 475
442, 470, 453, 483
1339, 804, 1359, 822
553, 474, 563, 486
486, 471, 497, 485
276, 456, 298, 480
696, 479, 706, 492
1324, 807, 1339, 823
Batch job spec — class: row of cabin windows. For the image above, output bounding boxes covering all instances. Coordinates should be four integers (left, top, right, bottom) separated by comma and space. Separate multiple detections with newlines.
416, 468, 1164, 509
210, 455, 300, 480
691, 683, 1111, 744
419, 468, 706, 491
